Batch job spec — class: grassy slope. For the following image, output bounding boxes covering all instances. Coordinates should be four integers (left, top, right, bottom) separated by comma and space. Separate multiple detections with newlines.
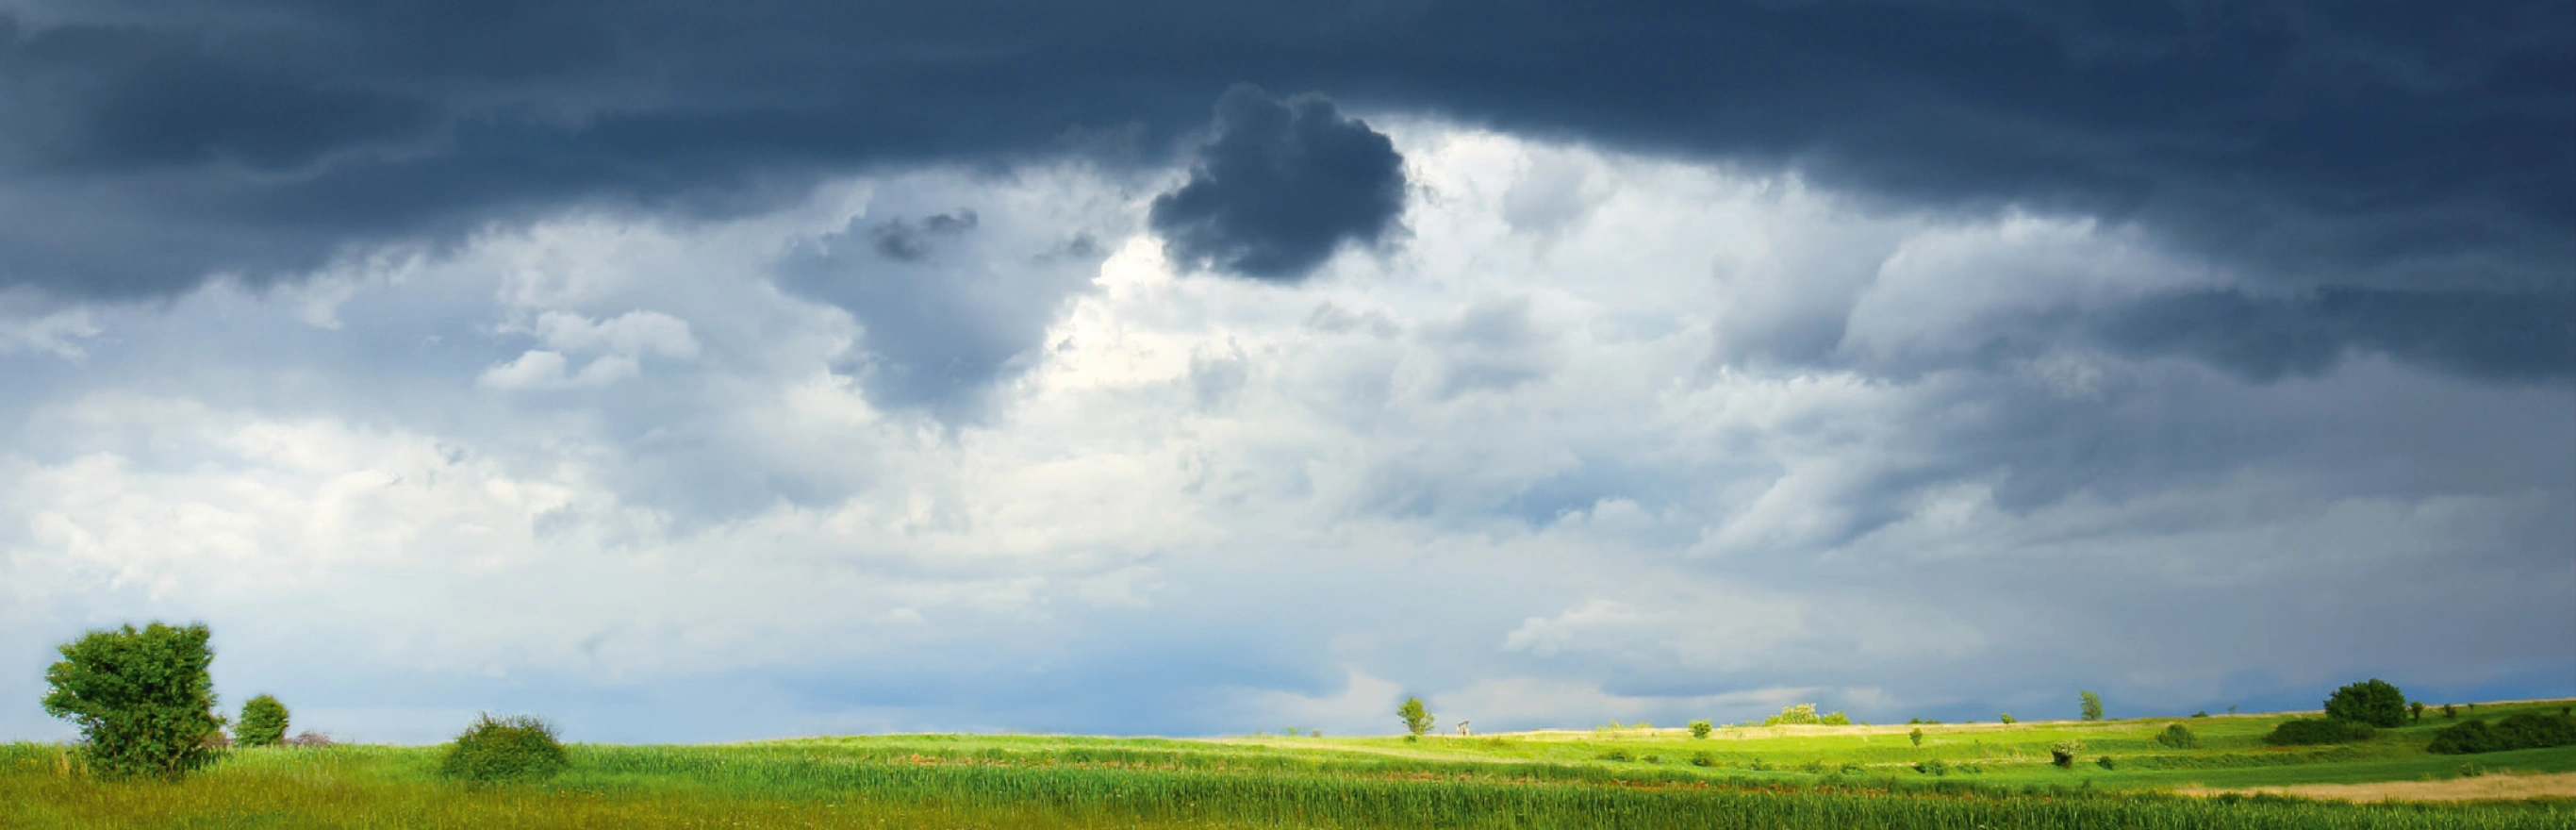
5, 699, 2573, 828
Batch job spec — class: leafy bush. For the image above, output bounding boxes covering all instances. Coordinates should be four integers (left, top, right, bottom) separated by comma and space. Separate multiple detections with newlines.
2263, 718, 2375, 746
1397, 697, 1433, 737
41, 622, 227, 780
2095, 755, 2117, 771
1595, 748, 1632, 762
237, 694, 289, 748
1997, 713, 2016, 724
2078, 690, 2103, 722
1763, 704, 1820, 725
2322, 679, 2407, 728
1641, 754, 1662, 765
2409, 701, 2426, 722
1914, 758, 1949, 775
1907, 727, 1924, 747
2049, 739, 2083, 768
2425, 713, 2576, 755
1818, 710, 1850, 725
2155, 723, 2201, 749
1688, 720, 1711, 739
438, 714, 570, 784
2191, 710, 2208, 718
2441, 704, 2458, 720
1688, 751, 1714, 767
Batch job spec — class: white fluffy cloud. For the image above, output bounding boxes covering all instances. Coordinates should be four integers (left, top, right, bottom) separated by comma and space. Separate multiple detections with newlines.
1, 123, 2567, 743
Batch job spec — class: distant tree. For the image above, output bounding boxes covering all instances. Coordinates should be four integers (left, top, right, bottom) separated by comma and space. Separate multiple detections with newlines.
2227, 705, 2238, 715
1397, 697, 1434, 738
238, 694, 289, 748
1908, 727, 1924, 747
2322, 679, 2406, 728
2409, 701, 2426, 723
2155, 723, 2201, 749
1998, 713, 2017, 724
1689, 720, 1712, 739
2191, 711, 2209, 718
2441, 704, 2458, 720
41, 622, 226, 780
2079, 690, 2104, 722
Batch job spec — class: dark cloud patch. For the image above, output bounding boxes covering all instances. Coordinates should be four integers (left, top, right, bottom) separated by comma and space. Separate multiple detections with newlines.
1148, 86, 1406, 281
867, 209, 979, 262
775, 206, 1099, 421
2094, 287, 2576, 384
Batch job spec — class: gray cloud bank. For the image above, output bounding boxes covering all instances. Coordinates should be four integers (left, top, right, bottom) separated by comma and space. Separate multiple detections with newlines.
1, 1, 2568, 386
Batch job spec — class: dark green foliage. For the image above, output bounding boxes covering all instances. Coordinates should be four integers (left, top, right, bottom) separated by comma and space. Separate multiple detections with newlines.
2155, 723, 2200, 749
2263, 718, 2376, 746
2409, 701, 2426, 722
1907, 727, 1924, 747
237, 694, 289, 748
2191, 710, 2208, 718
1914, 757, 1949, 775
2078, 690, 2103, 722
2094, 755, 2117, 771
40, 622, 226, 780
1688, 751, 1714, 767
1998, 713, 2015, 724
2322, 679, 2407, 728
1397, 697, 1432, 737
438, 714, 570, 784
2424, 713, 2576, 755
1595, 748, 1632, 762
1688, 719, 1711, 739
2441, 704, 2457, 720
2049, 739, 2082, 769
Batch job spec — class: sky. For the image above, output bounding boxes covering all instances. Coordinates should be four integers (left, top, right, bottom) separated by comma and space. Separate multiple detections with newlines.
3, 1, 2570, 744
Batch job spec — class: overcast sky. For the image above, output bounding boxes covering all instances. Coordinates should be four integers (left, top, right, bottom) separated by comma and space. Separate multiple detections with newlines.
4, 1, 2570, 744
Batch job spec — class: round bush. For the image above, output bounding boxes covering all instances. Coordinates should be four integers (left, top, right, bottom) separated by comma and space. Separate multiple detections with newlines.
41, 622, 226, 781
2323, 678, 2406, 728
438, 714, 570, 784
237, 694, 289, 748
2264, 717, 2375, 746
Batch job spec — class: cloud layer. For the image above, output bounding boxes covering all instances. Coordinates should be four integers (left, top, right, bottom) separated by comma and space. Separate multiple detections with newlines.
4, 123, 2567, 743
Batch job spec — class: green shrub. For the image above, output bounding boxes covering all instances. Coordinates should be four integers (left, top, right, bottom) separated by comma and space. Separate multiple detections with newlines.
1907, 727, 1924, 747
2426, 713, 2576, 755
2095, 755, 2117, 771
2078, 690, 2103, 722
2049, 739, 2082, 768
2191, 710, 2208, 718
1595, 748, 1633, 762
1997, 713, 2015, 724
237, 694, 289, 748
1818, 710, 1850, 725
2409, 701, 2426, 722
2263, 718, 2375, 746
1914, 757, 1949, 775
1688, 751, 1714, 767
2441, 704, 2458, 720
1687, 719, 1711, 739
1762, 704, 1820, 726
1397, 697, 1433, 738
40, 622, 226, 781
2155, 723, 2200, 749
2322, 679, 2406, 728
438, 714, 570, 784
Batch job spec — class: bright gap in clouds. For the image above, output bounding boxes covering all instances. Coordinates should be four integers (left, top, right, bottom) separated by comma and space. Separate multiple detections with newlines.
2, 121, 2568, 743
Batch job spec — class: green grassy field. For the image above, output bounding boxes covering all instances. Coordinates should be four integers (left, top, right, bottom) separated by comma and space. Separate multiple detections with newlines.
7, 700, 2573, 828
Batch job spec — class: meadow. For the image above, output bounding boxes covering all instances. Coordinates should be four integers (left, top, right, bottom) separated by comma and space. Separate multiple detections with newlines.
6, 700, 2574, 829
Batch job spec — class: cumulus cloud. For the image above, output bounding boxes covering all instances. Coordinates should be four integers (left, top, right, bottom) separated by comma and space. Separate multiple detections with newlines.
1148, 85, 1407, 281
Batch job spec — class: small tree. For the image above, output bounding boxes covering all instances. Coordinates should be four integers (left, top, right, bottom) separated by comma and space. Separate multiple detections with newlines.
2079, 690, 2104, 722
2409, 701, 2426, 723
2050, 739, 2083, 768
2322, 679, 2406, 728
238, 694, 290, 748
1689, 720, 1712, 739
41, 622, 226, 780
1908, 727, 1924, 747
2441, 704, 2457, 720
1397, 697, 1434, 738
2155, 723, 2200, 749
1998, 713, 2017, 724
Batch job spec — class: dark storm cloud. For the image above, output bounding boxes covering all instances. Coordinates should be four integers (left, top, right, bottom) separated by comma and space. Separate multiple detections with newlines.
2094, 287, 2576, 384
1148, 86, 1406, 281
2, 1, 2568, 381
867, 209, 979, 262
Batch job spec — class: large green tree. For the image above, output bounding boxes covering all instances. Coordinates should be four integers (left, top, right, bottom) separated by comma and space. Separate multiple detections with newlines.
2323, 678, 2407, 728
1396, 697, 1434, 737
41, 622, 226, 779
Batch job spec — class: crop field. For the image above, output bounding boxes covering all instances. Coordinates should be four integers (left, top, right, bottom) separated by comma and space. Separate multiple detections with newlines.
7, 700, 2574, 829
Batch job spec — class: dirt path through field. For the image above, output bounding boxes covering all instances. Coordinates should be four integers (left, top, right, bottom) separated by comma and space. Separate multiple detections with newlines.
2179, 771, 2576, 803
